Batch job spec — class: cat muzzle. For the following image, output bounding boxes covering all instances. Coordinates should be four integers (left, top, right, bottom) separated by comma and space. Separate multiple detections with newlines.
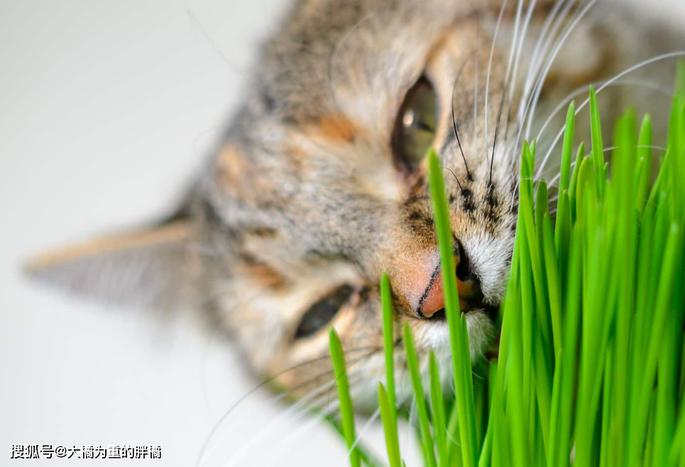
417, 245, 484, 320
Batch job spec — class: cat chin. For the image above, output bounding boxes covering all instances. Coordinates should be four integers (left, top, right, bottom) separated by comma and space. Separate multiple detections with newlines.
415, 309, 495, 362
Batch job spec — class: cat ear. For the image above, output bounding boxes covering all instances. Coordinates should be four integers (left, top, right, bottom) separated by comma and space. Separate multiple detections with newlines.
25, 219, 200, 310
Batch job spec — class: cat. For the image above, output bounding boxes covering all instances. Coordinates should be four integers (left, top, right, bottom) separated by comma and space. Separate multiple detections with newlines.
28, 0, 683, 410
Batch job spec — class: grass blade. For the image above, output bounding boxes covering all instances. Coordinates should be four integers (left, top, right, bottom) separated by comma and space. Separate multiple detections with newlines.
428, 149, 479, 467
403, 324, 436, 467
378, 383, 402, 467
329, 329, 361, 467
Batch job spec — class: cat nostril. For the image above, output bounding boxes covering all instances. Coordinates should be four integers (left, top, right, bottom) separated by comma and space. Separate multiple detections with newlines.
455, 239, 473, 282
455, 240, 484, 312
429, 308, 446, 321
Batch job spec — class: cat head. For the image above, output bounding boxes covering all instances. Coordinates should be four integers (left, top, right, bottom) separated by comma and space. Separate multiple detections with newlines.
29, 0, 623, 407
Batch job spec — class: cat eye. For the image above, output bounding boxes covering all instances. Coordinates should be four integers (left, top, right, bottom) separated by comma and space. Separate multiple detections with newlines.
294, 285, 356, 339
392, 76, 438, 169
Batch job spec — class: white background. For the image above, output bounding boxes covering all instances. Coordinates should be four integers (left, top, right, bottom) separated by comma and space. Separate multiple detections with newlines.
1, 1, 683, 466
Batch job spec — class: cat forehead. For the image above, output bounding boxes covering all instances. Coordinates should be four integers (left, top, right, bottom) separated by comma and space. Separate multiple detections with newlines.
211, 1, 516, 210
252, 0, 479, 125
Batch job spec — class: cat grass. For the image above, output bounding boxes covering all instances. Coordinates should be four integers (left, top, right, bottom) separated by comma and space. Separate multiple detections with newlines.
329, 68, 685, 466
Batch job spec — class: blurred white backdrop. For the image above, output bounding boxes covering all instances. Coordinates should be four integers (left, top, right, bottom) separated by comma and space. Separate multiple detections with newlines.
1, 0, 682, 466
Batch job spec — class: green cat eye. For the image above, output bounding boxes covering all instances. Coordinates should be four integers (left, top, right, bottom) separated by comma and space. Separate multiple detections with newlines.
392, 76, 438, 169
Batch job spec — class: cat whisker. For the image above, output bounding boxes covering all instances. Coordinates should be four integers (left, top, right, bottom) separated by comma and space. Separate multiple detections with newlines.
347, 406, 381, 456
195, 346, 378, 466
520, 0, 576, 132
201, 385, 331, 467
521, 0, 575, 116
504, 0, 525, 86
474, 17, 481, 139
447, 167, 464, 191
185, 8, 244, 74
522, 0, 599, 144
490, 81, 510, 187
536, 50, 685, 180
506, 0, 538, 119
484, 0, 510, 151
204, 358, 374, 467
259, 402, 343, 465
523, 0, 570, 101
505, 0, 563, 170
534, 78, 674, 148
408, 397, 418, 442
545, 166, 575, 190
498, 0, 524, 162
518, 0, 571, 142
544, 144, 667, 188
222, 373, 361, 467
452, 92, 472, 181
236, 367, 378, 467
299, 375, 406, 467
451, 50, 479, 181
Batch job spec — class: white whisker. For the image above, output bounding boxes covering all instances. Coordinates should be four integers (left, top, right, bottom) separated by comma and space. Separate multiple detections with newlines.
524, 0, 569, 93
537, 51, 685, 181
259, 392, 366, 467
505, 0, 525, 83
534, 78, 673, 145
198, 379, 334, 467
233, 398, 342, 467
523, 0, 599, 141
485, 0, 510, 150
522, 0, 574, 105
348, 407, 381, 454
222, 370, 367, 467
507, 0, 538, 105
196, 346, 376, 467
546, 160, 576, 188
510, 0, 576, 169
475, 51, 480, 126
544, 144, 667, 187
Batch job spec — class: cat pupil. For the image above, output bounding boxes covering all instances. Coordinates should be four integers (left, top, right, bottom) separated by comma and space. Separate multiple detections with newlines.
392, 75, 438, 168
294, 285, 355, 339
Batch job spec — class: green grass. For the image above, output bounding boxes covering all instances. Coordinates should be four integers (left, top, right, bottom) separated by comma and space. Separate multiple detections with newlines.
329, 77, 685, 466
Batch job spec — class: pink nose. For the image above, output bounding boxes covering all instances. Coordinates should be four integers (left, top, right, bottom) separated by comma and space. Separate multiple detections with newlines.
417, 253, 483, 319
418, 268, 445, 318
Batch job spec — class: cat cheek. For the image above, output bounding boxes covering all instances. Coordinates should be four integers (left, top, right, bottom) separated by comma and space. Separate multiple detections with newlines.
214, 143, 276, 205
304, 114, 359, 144
215, 145, 251, 196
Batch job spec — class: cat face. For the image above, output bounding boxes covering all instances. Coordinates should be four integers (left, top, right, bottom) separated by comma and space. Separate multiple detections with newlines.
30, 0, 678, 408
200, 0, 526, 404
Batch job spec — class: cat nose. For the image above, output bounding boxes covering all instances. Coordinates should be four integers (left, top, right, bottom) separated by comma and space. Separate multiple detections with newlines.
417, 242, 483, 319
